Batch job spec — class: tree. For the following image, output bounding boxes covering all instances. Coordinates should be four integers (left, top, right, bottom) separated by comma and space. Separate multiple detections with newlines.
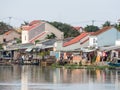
35, 40, 40, 44
15, 38, 21, 43
0, 22, 13, 35
0, 44, 3, 50
84, 25, 99, 32
102, 21, 111, 27
21, 21, 29, 26
49, 21, 80, 38
114, 23, 120, 31
45, 33, 56, 39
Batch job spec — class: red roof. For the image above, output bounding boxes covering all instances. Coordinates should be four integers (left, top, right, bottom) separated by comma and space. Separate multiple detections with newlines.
91, 26, 113, 36
63, 32, 89, 47
4, 31, 12, 35
22, 20, 42, 31
29, 20, 41, 26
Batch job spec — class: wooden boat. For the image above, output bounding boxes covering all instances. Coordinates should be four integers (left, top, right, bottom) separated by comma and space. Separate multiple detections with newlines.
108, 58, 120, 67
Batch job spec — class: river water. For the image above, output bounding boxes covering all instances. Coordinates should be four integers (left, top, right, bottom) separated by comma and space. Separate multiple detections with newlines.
0, 65, 120, 90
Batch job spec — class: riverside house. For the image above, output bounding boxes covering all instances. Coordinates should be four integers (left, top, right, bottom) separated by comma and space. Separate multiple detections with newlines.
22, 20, 63, 44
89, 26, 120, 48
0, 30, 21, 45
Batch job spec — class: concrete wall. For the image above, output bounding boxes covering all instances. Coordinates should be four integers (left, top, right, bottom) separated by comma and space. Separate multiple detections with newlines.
4, 31, 20, 42
0, 35, 3, 43
45, 23, 64, 39
97, 28, 119, 47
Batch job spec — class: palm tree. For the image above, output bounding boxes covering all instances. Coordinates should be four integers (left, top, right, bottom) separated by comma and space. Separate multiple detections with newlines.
46, 33, 56, 39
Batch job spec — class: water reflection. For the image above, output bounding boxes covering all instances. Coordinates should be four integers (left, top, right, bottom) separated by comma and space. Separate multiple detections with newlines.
0, 65, 120, 90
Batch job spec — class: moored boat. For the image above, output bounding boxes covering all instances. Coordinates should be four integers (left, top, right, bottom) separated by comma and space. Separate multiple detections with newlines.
108, 58, 120, 67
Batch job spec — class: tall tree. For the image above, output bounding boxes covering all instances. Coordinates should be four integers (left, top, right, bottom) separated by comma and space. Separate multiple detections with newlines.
102, 21, 111, 27
114, 23, 120, 31
84, 25, 99, 32
49, 21, 80, 38
0, 22, 13, 35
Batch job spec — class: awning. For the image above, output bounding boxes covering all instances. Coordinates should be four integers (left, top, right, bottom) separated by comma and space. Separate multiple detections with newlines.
100, 46, 120, 51
25, 48, 33, 52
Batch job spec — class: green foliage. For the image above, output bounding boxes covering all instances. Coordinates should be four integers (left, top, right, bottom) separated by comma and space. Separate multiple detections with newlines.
14, 38, 21, 43
114, 23, 120, 31
102, 21, 111, 27
51, 63, 63, 68
84, 25, 99, 32
49, 21, 80, 38
0, 44, 3, 50
0, 22, 13, 35
35, 40, 40, 44
38, 51, 50, 57
45, 33, 56, 39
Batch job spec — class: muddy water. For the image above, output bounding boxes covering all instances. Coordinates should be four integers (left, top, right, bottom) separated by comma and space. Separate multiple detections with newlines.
0, 65, 120, 90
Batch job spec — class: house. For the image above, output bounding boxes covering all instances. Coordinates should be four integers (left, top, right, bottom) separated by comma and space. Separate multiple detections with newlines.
54, 32, 90, 52
73, 26, 84, 33
89, 26, 120, 47
22, 20, 64, 44
0, 30, 21, 44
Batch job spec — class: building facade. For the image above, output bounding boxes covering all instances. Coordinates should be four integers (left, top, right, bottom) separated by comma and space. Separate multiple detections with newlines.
89, 26, 120, 47
22, 20, 63, 44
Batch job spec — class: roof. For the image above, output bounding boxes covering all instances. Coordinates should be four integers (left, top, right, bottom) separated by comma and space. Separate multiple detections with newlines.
6, 43, 34, 50
22, 20, 43, 31
73, 26, 83, 31
91, 26, 113, 36
30, 32, 46, 43
42, 39, 56, 45
63, 37, 74, 43
63, 32, 89, 47
29, 20, 41, 25
4, 30, 20, 35
99, 45, 120, 51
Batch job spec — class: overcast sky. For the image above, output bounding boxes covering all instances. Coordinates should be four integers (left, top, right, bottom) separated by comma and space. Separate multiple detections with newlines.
0, 0, 120, 27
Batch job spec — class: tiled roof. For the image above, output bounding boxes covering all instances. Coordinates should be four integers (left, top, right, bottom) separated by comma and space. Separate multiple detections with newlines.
4, 31, 12, 35
63, 32, 89, 47
4, 30, 19, 35
22, 20, 43, 31
91, 26, 113, 36
29, 20, 41, 26
30, 32, 46, 43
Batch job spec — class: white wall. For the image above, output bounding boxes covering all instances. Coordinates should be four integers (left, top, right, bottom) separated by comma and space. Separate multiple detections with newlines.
89, 36, 97, 47
115, 40, 120, 46
55, 35, 89, 51
45, 23, 64, 39
22, 30, 29, 43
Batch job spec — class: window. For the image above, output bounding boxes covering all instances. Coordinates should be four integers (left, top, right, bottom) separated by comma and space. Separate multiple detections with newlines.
93, 39, 96, 43
3, 38, 6, 42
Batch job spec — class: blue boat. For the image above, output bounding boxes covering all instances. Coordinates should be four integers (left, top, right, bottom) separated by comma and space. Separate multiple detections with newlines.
108, 58, 120, 67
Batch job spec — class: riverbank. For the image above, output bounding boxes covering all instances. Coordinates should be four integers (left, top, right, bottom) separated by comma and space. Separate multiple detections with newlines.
51, 63, 118, 70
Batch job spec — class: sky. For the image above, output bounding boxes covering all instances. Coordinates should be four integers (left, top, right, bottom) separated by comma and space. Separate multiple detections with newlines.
0, 0, 120, 27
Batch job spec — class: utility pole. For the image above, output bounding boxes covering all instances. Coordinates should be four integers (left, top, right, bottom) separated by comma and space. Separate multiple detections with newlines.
92, 20, 94, 26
